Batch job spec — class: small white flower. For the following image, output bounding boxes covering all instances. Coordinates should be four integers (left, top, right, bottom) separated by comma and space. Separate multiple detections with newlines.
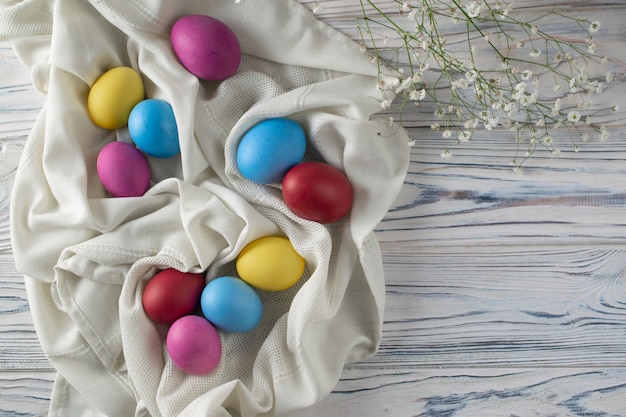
431, 123, 440, 131
440, 149, 453, 159
465, 69, 478, 83
434, 108, 446, 118
313, 3, 323, 13
613, 104, 620, 113
442, 129, 452, 138
396, 76, 413, 93
551, 99, 561, 116
589, 20, 601, 33
409, 88, 425, 101
606, 71, 614, 83
401, 2, 411, 13
521, 69, 533, 81
465, 1, 482, 18
519, 92, 537, 107
387, 116, 395, 126
381, 99, 392, 109
458, 130, 472, 142
599, 126, 610, 141
379, 75, 401, 91
530, 49, 541, 57
567, 110, 582, 123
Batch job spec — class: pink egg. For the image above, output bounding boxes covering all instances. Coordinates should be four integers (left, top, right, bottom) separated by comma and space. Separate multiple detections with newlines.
97, 141, 150, 197
170, 15, 241, 81
167, 315, 221, 375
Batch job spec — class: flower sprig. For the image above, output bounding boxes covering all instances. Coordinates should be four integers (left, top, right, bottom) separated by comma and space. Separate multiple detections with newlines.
358, 0, 620, 168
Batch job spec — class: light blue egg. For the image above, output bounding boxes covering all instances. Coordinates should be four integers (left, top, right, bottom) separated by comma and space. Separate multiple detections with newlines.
236, 118, 306, 184
128, 99, 180, 158
201, 276, 263, 333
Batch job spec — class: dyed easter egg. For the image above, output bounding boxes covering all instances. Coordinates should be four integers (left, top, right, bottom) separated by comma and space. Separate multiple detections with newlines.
171, 15, 241, 81
96, 141, 150, 197
282, 161, 353, 224
128, 99, 180, 158
236, 236, 305, 291
166, 315, 221, 375
200, 276, 262, 333
142, 269, 204, 325
88, 67, 144, 129
236, 118, 306, 184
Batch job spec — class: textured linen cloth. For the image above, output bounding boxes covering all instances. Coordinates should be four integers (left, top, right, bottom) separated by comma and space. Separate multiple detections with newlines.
2, 0, 410, 416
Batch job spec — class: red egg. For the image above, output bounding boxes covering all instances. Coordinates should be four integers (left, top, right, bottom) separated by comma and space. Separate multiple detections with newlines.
142, 269, 205, 325
282, 161, 354, 224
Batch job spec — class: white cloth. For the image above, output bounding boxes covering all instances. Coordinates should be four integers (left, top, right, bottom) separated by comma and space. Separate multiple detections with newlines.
3, 0, 410, 416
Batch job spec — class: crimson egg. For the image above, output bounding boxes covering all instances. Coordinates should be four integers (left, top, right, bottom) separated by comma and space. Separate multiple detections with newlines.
142, 268, 205, 325
282, 161, 353, 224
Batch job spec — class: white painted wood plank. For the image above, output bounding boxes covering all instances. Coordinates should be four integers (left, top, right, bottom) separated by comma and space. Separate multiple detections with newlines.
0, 255, 51, 371
377, 246, 626, 367
0, 371, 55, 416
294, 367, 626, 417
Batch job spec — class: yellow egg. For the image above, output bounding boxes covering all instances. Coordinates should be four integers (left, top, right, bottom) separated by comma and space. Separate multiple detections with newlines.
87, 67, 144, 130
236, 236, 305, 291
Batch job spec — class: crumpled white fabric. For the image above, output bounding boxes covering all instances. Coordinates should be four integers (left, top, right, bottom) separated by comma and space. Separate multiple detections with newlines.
2, 0, 410, 416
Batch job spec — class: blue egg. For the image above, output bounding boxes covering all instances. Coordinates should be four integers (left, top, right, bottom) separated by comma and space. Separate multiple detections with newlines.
201, 276, 262, 333
236, 118, 306, 184
128, 99, 180, 158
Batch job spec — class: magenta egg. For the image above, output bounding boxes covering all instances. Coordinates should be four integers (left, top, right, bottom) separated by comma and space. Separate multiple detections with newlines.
96, 141, 150, 197
171, 15, 241, 81
166, 315, 221, 375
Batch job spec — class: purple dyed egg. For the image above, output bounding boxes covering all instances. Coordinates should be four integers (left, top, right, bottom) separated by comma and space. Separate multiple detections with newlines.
96, 141, 150, 197
166, 315, 222, 375
171, 15, 241, 81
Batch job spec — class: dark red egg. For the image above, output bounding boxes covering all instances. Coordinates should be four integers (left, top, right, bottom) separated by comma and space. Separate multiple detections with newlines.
282, 161, 354, 224
142, 269, 205, 325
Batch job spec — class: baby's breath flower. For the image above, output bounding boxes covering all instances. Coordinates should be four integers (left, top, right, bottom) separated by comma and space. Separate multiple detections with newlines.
465, 1, 482, 18
599, 126, 610, 141
567, 111, 582, 123
357, 0, 616, 166
458, 130, 472, 142
441, 149, 453, 159
312, 2, 323, 14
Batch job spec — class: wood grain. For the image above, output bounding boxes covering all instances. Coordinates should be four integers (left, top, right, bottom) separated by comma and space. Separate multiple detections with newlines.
2, 1, 626, 416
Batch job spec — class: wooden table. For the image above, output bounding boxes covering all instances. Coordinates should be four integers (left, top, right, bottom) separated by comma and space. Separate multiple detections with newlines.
2, 1, 626, 415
